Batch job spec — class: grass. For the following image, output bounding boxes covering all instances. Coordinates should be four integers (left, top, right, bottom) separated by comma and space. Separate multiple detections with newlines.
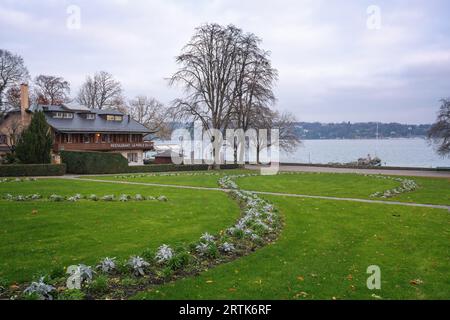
134, 196, 450, 300
87, 170, 450, 206
86, 169, 252, 188
0, 179, 240, 284
1, 171, 448, 300
234, 172, 450, 206
393, 176, 450, 205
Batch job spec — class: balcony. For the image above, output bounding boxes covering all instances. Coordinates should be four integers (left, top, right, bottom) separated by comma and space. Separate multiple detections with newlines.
53, 141, 154, 152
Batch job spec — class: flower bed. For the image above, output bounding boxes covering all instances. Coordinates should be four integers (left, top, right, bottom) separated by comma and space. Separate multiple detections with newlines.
368, 175, 418, 198
1, 174, 282, 300
1, 193, 169, 202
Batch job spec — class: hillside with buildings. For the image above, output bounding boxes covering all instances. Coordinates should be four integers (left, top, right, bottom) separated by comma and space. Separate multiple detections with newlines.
295, 122, 431, 139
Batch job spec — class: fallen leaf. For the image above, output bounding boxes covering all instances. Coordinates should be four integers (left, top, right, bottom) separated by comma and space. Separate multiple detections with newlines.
295, 291, 308, 298
347, 274, 353, 281
297, 276, 304, 281
228, 288, 237, 292
206, 280, 214, 284
410, 279, 424, 286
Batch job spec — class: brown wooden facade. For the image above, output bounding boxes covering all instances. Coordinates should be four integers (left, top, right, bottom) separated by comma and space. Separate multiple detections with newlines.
53, 132, 153, 152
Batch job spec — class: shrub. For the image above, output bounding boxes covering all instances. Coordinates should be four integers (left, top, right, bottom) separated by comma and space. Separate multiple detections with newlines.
60, 150, 240, 174
0, 164, 66, 177
61, 151, 129, 174
87, 275, 109, 295
58, 289, 86, 300
167, 251, 191, 271
141, 248, 154, 261
15, 111, 53, 164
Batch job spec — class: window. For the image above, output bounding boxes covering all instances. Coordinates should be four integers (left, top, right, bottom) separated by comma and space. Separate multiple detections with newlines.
106, 115, 123, 121
54, 112, 73, 119
0, 135, 7, 144
127, 153, 138, 163
86, 114, 96, 120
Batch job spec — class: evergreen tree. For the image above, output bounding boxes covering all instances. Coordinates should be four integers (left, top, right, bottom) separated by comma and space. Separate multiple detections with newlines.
15, 111, 52, 164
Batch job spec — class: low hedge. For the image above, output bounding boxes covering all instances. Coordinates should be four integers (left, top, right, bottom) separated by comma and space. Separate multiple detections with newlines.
0, 164, 66, 177
61, 151, 128, 174
125, 163, 241, 174
61, 150, 241, 174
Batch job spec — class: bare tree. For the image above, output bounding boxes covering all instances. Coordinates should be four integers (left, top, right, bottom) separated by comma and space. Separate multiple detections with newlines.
33, 75, 70, 105
249, 107, 300, 163
5, 85, 21, 109
169, 24, 245, 132
0, 49, 29, 115
77, 71, 123, 110
232, 34, 278, 132
4, 116, 22, 152
428, 98, 450, 156
128, 96, 173, 139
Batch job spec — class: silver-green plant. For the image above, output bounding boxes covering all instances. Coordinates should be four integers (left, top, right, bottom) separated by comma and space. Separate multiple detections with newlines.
97, 257, 116, 273
23, 277, 55, 300
101, 195, 114, 201
49, 194, 64, 202
119, 194, 130, 202
128, 256, 150, 276
155, 244, 173, 263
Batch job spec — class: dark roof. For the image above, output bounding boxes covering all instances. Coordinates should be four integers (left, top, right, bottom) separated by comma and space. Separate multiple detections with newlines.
29, 104, 152, 134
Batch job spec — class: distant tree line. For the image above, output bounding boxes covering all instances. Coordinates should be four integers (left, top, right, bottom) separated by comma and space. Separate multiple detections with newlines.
295, 122, 431, 140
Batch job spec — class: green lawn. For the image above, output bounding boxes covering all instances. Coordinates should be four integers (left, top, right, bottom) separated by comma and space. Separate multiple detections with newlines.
234, 173, 450, 206
393, 176, 450, 205
1, 172, 449, 300
134, 196, 450, 300
86, 169, 252, 188
0, 179, 239, 284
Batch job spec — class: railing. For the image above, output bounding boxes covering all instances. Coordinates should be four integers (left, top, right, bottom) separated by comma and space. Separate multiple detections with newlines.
53, 142, 154, 152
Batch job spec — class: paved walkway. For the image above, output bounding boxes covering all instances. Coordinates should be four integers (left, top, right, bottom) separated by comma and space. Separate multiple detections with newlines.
74, 177, 450, 211
246, 165, 450, 178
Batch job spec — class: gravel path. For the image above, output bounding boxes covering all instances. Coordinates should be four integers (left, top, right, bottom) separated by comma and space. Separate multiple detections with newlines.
73, 177, 450, 211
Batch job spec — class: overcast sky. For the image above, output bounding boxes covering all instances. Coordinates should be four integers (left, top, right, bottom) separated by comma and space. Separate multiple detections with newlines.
1, 0, 449, 124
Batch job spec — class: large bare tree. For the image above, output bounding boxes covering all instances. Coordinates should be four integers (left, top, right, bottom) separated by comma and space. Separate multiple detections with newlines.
0, 49, 29, 115
33, 75, 70, 105
169, 24, 246, 132
128, 95, 173, 139
428, 98, 450, 156
77, 71, 123, 110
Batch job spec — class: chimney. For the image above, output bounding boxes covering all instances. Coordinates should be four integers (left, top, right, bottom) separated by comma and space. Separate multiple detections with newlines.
20, 83, 29, 125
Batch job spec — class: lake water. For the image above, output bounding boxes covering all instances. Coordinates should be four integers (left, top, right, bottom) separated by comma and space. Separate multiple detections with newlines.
154, 138, 450, 168
281, 138, 450, 168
